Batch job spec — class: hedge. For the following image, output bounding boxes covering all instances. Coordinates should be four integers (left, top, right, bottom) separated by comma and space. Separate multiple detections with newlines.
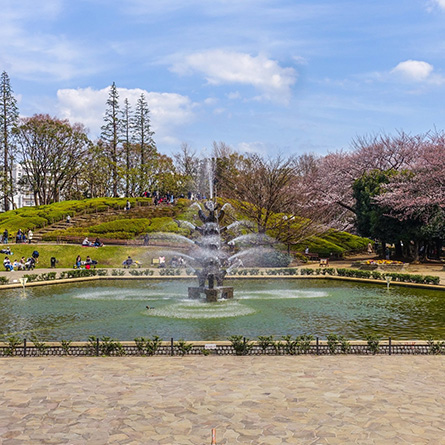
336, 268, 440, 285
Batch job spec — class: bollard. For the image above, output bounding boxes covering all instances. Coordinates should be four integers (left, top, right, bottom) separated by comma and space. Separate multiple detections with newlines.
24, 338, 27, 357
211, 428, 216, 444
388, 337, 392, 355
316, 337, 319, 355
171, 338, 174, 356
96, 337, 100, 356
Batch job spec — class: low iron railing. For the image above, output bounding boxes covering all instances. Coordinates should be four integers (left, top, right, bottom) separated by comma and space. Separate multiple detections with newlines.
0, 337, 443, 357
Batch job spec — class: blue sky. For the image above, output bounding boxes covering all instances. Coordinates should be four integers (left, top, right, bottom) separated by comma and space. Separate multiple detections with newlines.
1, 0, 445, 157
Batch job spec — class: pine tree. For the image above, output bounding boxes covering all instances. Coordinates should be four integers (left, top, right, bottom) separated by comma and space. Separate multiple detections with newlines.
101, 82, 121, 197
132, 93, 155, 194
121, 98, 133, 197
0, 71, 19, 211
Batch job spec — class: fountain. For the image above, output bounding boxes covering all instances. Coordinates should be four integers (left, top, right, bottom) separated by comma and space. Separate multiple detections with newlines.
186, 200, 234, 302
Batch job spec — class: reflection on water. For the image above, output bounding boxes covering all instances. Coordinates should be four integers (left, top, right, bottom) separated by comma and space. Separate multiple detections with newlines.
0, 279, 443, 341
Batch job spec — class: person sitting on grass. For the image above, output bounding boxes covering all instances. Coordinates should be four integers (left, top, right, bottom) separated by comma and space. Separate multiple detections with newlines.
123, 256, 133, 268
82, 237, 93, 247
3, 256, 13, 271
84, 256, 98, 269
32, 250, 39, 263
93, 238, 103, 247
25, 257, 36, 270
158, 256, 166, 268
75, 255, 82, 269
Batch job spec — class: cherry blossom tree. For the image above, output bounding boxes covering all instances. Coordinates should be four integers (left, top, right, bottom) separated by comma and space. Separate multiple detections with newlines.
376, 134, 445, 221
301, 132, 424, 229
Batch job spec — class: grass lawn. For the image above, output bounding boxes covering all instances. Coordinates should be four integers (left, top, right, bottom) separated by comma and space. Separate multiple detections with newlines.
1, 244, 158, 269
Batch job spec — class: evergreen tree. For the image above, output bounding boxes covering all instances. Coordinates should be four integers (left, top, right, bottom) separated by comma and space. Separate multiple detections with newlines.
121, 98, 133, 197
132, 93, 155, 194
101, 82, 121, 197
0, 71, 19, 211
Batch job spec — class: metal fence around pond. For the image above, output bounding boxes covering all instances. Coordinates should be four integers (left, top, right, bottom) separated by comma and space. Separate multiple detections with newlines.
0, 337, 443, 357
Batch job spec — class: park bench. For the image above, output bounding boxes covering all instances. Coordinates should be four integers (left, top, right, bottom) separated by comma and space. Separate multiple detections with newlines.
304, 252, 319, 261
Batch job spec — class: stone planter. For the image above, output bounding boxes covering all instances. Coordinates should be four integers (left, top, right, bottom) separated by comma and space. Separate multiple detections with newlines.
378, 264, 408, 272
351, 262, 378, 270
351, 262, 409, 272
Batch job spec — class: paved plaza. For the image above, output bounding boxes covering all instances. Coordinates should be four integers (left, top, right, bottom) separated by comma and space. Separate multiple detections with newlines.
0, 356, 444, 444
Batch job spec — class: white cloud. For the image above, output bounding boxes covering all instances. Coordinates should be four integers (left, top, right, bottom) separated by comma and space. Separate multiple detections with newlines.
236, 141, 269, 155
56, 87, 196, 144
170, 50, 297, 103
429, 0, 445, 10
0, 1, 100, 81
390, 60, 435, 82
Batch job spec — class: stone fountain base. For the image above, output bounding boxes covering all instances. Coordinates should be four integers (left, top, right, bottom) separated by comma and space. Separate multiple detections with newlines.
188, 286, 234, 302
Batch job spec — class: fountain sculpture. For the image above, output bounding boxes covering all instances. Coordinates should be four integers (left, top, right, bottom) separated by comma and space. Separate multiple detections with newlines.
187, 200, 234, 302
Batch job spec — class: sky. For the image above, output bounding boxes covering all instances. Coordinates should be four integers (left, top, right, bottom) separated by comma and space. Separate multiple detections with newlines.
1, 0, 445, 157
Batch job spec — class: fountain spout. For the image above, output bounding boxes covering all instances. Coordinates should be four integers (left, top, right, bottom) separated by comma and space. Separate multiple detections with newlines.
187, 200, 234, 302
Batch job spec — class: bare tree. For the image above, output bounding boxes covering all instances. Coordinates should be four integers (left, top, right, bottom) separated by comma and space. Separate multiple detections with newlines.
174, 142, 199, 194
221, 153, 298, 233
15, 114, 90, 205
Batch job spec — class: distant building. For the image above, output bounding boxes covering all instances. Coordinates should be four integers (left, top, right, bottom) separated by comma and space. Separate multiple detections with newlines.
11, 164, 35, 209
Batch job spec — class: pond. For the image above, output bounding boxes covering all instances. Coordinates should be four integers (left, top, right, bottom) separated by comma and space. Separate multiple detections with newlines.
0, 279, 443, 341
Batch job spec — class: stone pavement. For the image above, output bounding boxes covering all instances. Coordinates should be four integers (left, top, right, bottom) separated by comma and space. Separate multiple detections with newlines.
0, 356, 444, 444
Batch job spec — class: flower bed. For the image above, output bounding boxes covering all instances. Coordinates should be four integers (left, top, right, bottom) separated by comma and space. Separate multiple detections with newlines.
351, 260, 408, 272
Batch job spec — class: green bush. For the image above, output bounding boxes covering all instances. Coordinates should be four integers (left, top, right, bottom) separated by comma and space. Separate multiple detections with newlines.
90, 218, 151, 235
111, 269, 125, 276
38, 272, 57, 281
159, 268, 181, 276
322, 230, 370, 253
424, 276, 440, 285
337, 268, 440, 285
175, 339, 194, 356
3, 335, 22, 356
296, 237, 345, 258
148, 217, 182, 233
229, 335, 253, 355
59, 269, 98, 279
134, 336, 162, 356
87, 335, 125, 356
366, 335, 381, 354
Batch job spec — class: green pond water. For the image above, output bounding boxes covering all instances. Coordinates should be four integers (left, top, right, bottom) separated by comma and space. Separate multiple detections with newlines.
0, 279, 443, 341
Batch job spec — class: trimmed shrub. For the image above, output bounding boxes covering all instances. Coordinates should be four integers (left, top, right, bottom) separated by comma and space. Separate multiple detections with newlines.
89, 219, 151, 235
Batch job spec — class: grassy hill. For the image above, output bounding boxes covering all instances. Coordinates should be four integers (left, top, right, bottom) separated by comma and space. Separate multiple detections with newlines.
0, 198, 370, 262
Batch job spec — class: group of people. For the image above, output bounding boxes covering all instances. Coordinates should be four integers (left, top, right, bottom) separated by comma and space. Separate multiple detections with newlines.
3, 254, 37, 271
169, 256, 185, 268
1, 228, 33, 244
82, 237, 103, 247
74, 255, 97, 269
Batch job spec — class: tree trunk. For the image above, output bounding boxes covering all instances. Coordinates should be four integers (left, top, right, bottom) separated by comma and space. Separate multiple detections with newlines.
395, 241, 403, 258
411, 239, 420, 263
